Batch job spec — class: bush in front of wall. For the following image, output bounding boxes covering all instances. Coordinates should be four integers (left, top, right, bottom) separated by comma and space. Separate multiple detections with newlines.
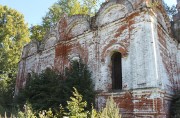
16, 88, 122, 118
14, 60, 95, 113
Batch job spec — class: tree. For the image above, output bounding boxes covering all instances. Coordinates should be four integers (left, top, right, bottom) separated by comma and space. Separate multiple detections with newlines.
0, 5, 30, 78
66, 91, 122, 118
66, 87, 88, 118
16, 88, 122, 118
164, 4, 178, 21
17, 103, 37, 118
43, 0, 98, 29
0, 5, 29, 116
30, 25, 46, 41
15, 68, 64, 111
100, 97, 121, 118
64, 60, 95, 110
31, 0, 99, 41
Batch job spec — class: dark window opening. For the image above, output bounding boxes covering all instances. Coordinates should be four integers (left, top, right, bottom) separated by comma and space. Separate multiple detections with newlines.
111, 52, 122, 90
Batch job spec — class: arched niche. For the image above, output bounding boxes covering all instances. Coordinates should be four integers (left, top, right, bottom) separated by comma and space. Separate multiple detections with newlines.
96, 0, 133, 27
66, 16, 90, 37
58, 15, 90, 40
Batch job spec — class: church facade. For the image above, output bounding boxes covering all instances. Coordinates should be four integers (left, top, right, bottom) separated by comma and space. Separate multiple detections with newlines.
16, 0, 180, 117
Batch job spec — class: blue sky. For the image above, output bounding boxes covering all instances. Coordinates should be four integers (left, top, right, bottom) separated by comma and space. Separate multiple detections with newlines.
0, 0, 177, 27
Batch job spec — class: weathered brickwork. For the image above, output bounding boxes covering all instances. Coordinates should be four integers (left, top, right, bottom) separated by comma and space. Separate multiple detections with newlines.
16, 0, 180, 117
96, 88, 172, 117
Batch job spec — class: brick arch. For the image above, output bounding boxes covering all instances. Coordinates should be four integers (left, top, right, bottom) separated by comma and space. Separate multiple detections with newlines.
101, 43, 128, 60
66, 17, 90, 38
95, 0, 133, 27
58, 15, 90, 41
100, 44, 127, 91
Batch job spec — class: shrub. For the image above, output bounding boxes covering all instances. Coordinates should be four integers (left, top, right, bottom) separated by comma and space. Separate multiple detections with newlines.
16, 88, 122, 118
65, 87, 88, 118
64, 60, 95, 110
17, 103, 36, 118
15, 60, 95, 113
99, 96, 121, 118
15, 68, 64, 111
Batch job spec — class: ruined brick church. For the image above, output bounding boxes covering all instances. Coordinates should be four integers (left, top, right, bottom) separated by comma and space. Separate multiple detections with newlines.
16, 0, 180, 117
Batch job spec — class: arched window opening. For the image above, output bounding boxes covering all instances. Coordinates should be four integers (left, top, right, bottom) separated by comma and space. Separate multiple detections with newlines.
111, 52, 122, 90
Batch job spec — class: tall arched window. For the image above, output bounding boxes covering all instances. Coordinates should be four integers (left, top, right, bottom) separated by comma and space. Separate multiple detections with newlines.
111, 52, 122, 90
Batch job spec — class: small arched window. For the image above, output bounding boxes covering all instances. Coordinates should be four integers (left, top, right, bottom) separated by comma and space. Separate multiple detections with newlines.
111, 52, 122, 90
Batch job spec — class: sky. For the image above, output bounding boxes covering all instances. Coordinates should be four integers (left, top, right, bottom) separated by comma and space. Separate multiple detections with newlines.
0, 0, 177, 27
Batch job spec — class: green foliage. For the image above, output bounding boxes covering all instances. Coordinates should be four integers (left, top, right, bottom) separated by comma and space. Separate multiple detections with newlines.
42, 0, 98, 29
43, 108, 54, 118
54, 105, 65, 118
64, 60, 95, 110
0, 5, 29, 116
16, 89, 122, 118
0, 77, 16, 115
0, 5, 30, 79
15, 60, 95, 113
30, 25, 46, 41
171, 92, 180, 117
31, 0, 99, 41
89, 105, 101, 118
66, 87, 88, 118
17, 103, 37, 118
15, 61, 123, 118
100, 97, 121, 118
15, 68, 64, 111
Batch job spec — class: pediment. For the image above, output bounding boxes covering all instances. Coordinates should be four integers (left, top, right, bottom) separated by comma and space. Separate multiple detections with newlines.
96, 4, 128, 26
58, 15, 90, 40
96, 0, 133, 27
67, 19, 90, 37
